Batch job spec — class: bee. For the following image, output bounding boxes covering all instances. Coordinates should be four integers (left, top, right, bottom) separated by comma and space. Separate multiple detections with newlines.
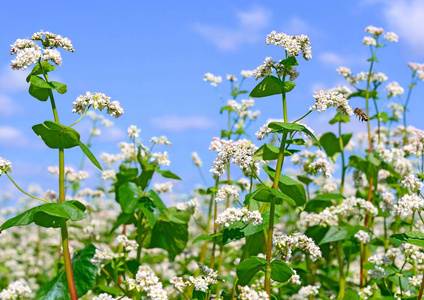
354, 108, 368, 122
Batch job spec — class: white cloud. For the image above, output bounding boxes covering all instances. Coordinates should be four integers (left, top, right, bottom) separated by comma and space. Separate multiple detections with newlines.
319, 52, 349, 66
0, 66, 28, 92
193, 6, 271, 50
283, 17, 319, 36
0, 94, 23, 117
150, 115, 215, 131
0, 126, 30, 147
379, 0, 424, 56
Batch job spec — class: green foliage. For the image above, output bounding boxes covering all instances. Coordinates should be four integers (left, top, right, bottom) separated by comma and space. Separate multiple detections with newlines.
268, 122, 320, 148
391, 231, 424, 248
236, 256, 268, 285
36, 244, 98, 299
250, 75, 286, 98
270, 260, 294, 282
0, 201, 86, 232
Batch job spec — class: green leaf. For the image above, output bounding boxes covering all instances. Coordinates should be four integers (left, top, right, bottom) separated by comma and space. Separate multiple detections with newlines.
249, 75, 283, 98
244, 186, 296, 206
348, 89, 378, 100
78, 141, 102, 170
32, 121, 80, 149
192, 290, 207, 300
110, 212, 136, 233
29, 75, 67, 94
268, 122, 320, 148
253, 143, 280, 161
391, 231, 424, 248
49, 81, 67, 94
282, 81, 296, 93
320, 225, 365, 244
343, 288, 360, 300
329, 112, 350, 124
237, 256, 269, 286
137, 190, 166, 228
305, 225, 330, 245
29, 84, 50, 101
26, 61, 56, 82
263, 165, 307, 206
118, 182, 143, 214
0, 201, 86, 232
155, 169, 181, 180
270, 260, 293, 282
366, 153, 381, 166
281, 56, 299, 68
304, 194, 344, 213
222, 212, 277, 245
148, 207, 190, 261
319, 132, 352, 161
36, 244, 98, 300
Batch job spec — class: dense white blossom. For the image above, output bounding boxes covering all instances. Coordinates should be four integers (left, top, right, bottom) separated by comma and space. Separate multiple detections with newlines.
0, 279, 32, 300
394, 194, 424, 218
215, 185, 239, 202
191, 152, 202, 167
151, 152, 170, 166
401, 174, 423, 193
150, 136, 172, 145
241, 70, 254, 78
116, 235, 139, 251
273, 232, 322, 262
291, 284, 320, 300
238, 285, 269, 300
153, 182, 173, 194
266, 30, 312, 60
310, 90, 353, 116
363, 36, 377, 46
385, 82, 404, 98
365, 25, 385, 36
0, 157, 12, 176
203, 73, 222, 86
127, 125, 141, 138
72, 92, 124, 118
308, 158, 333, 178
354, 230, 371, 244
126, 266, 168, 300
384, 32, 398, 42
216, 207, 262, 227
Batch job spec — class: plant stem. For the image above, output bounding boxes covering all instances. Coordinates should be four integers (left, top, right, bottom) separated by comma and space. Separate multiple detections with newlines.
5, 173, 50, 203
292, 110, 312, 123
265, 88, 288, 295
338, 121, 346, 197
336, 241, 345, 299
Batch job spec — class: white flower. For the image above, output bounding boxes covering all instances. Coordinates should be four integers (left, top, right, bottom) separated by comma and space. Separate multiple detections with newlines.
256, 123, 272, 140
308, 158, 333, 178
91, 248, 116, 264
273, 232, 322, 262
126, 266, 168, 300
310, 90, 353, 116
215, 185, 239, 202
170, 277, 186, 293
72, 92, 124, 118
31, 31, 75, 52
384, 32, 398, 42
363, 36, 377, 46
226, 74, 237, 82
153, 182, 173, 194
365, 25, 385, 36
238, 285, 269, 300
241, 70, 254, 78
151, 151, 170, 166
216, 207, 262, 227
291, 284, 320, 300
116, 235, 139, 251
401, 174, 423, 193
0, 279, 32, 300
101, 170, 116, 181
127, 125, 141, 138
0, 157, 12, 176
385, 81, 404, 98
10, 47, 42, 70
408, 62, 424, 72
266, 31, 312, 60
368, 254, 391, 266
355, 230, 371, 244
368, 266, 388, 279
394, 194, 424, 217
203, 73, 222, 87
191, 152, 202, 167
409, 275, 423, 287
150, 136, 172, 145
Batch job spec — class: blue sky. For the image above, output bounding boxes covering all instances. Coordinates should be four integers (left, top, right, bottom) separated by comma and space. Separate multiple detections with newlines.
1, 0, 424, 202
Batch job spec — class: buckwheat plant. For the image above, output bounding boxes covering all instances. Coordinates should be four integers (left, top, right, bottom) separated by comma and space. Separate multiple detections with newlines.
2, 31, 123, 300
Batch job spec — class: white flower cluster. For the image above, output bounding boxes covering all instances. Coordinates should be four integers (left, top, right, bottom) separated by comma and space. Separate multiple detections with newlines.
358, 284, 378, 299
368, 254, 391, 266
384, 32, 399, 42
409, 275, 423, 287
357, 71, 388, 83
290, 284, 320, 300
118, 142, 137, 162
253, 56, 299, 81
308, 158, 333, 178
310, 90, 353, 116
127, 125, 141, 138
289, 269, 302, 285
402, 243, 424, 263
241, 70, 254, 78
363, 36, 377, 46
153, 182, 173, 194
191, 152, 202, 167
401, 174, 423, 193
226, 74, 237, 82
47, 166, 89, 182
171, 265, 220, 293
126, 266, 168, 300
31, 31, 75, 52
0, 279, 32, 300
227, 99, 259, 120
72, 92, 124, 118
216, 207, 262, 227
303, 197, 378, 227
116, 235, 139, 251
215, 185, 239, 202
393, 194, 424, 218
151, 151, 170, 166
388, 103, 404, 120
354, 230, 371, 244
255, 122, 272, 140
10, 31, 74, 70
76, 188, 105, 199
377, 145, 413, 177
209, 138, 259, 177
150, 136, 172, 145
91, 248, 116, 264
385, 82, 404, 98
0, 157, 12, 176
266, 30, 312, 60
365, 25, 385, 36
273, 232, 322, 262
92, 294, 131, 300
101, 170, 116, 181
238, 285, 269, 300
368, 266, 389, 279
331, 85, 352, 97
176, 197, 200, 214
203, 72, 222, 87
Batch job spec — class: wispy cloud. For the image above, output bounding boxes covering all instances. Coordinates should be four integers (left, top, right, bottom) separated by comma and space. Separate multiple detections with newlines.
150, 115, 215, 131
98, 127, 126, 142
193, 6, 271, 50
0, 94, 23, 117
319, 52, 349, 66
0, 66, 28, 92
0, 126, 30, 147
382, 0, 424, 56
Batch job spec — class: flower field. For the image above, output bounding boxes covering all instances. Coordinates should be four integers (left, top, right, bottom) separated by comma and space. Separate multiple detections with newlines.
1, 24, 424, 300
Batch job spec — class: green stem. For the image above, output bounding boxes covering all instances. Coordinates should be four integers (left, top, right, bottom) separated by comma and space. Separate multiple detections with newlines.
5, 173, 50, 203
292, 110, 312, 123
338, 121, 346, 198
69, 106, 90, 127
403, 75, 416, 128
337, 241, 345, 299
